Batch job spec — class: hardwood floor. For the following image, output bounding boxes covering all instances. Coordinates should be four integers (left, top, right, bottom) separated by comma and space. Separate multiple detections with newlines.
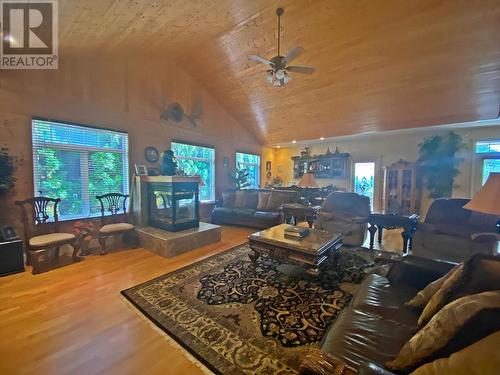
0, 224, 403, 375
0, 226, 254, 375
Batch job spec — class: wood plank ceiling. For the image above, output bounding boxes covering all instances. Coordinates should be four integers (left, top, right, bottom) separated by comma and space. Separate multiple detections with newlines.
57, 0, 500, 144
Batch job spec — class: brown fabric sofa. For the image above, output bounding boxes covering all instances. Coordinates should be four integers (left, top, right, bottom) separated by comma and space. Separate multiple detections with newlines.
412, 198, 500, 262
300, 256, 456, 375
316, 192, 371, 246
211, 189, 300, 229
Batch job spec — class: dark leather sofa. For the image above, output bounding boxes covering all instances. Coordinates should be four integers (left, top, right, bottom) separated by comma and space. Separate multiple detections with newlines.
211, 189, 300, 229
300, 256, 456, 375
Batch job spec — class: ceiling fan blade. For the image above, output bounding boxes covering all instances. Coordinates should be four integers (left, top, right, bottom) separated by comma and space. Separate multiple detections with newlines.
286, 65, 316, 74
283, 46, 304, 64
248, 55, 272, 65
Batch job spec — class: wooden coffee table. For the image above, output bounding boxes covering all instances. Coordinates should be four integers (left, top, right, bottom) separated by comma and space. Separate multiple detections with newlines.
248, 224, 343, 274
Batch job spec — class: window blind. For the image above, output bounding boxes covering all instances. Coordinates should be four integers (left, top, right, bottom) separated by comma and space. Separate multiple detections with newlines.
32, 118, 129, 220
171, 141, 215, 201
236, 152, 261, 189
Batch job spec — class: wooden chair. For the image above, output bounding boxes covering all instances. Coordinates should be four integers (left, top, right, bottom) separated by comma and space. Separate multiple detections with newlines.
15, 197, 81, 274
96, 193, 135, 255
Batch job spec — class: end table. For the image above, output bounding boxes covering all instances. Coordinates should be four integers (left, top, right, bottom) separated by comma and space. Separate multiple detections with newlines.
367, 213, 419, 253
281, 204, 321, 228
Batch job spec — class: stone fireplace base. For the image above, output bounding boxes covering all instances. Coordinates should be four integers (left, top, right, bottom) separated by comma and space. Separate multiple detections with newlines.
135, 222, 221, 258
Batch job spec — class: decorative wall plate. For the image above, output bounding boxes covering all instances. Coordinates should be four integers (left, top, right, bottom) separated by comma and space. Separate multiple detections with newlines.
144, 146, 159, 163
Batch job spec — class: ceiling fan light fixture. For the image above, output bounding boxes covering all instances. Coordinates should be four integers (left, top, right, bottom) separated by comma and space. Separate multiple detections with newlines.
275, 69, 285, 80
266, 71, 274, 83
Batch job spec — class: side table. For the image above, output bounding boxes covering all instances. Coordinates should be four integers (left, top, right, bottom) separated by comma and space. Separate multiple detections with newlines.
281, 203, 321, 228
367, 213, 419, 253
0, 239, 24, 276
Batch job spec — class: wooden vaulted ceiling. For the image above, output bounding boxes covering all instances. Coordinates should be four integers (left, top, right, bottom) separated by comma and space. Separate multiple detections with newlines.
58, 0, 500, 144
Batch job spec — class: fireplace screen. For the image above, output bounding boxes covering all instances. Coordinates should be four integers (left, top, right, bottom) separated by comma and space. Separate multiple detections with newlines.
148, 181, 199, 232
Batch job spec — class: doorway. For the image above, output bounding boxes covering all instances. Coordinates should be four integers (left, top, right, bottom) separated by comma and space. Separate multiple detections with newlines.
354, 162, 375, 210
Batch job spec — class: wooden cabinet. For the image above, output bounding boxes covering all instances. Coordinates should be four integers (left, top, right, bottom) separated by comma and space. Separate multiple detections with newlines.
292, 152, 350, 179
382, 160, 419, 215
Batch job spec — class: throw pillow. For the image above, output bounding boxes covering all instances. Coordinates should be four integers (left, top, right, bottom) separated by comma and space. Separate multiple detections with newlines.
234, 190, 246, 208
257, 191, 271, 210
410, 330, 500, 375
222, 192, 235, 208
405, 264, 461, 309
244, 190, 259, 209
386, 290, 500, 372
418, 255, 500, 327
266, 191, 298, 211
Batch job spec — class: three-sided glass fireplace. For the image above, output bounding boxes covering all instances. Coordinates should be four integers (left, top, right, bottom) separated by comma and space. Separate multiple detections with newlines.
148, 180, 200, 232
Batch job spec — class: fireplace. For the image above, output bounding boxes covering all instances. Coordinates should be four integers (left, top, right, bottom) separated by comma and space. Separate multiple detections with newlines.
148, 179, 199, 231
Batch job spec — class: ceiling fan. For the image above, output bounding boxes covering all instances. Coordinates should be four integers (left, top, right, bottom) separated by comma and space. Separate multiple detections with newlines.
248, 7, 315, 87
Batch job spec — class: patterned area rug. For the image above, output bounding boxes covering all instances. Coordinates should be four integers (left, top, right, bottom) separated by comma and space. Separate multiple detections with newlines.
121, 244, 384, 374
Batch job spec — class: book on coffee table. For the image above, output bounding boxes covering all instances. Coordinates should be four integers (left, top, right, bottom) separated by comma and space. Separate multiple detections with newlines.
284, 225, 310, 238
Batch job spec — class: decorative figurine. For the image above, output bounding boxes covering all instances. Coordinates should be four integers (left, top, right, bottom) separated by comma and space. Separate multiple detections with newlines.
160, 149, 178, 176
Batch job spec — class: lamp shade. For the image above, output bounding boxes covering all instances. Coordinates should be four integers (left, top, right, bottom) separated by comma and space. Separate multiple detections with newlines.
463, 172, 500, 215
297, 172, 319, 188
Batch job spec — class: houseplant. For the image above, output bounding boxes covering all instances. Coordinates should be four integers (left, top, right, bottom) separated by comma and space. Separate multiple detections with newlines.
229, 164, 251, 189
417, 131, 466, 198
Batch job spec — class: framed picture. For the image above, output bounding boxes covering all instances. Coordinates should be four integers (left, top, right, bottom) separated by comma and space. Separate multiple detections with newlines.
135, 164, 147, 176
144, 146, 159, 163
147, 167, 159, 176
0, 225, 19, 241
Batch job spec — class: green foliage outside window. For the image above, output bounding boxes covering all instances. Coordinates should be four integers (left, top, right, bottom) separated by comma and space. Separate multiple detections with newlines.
172, 142, 214, 201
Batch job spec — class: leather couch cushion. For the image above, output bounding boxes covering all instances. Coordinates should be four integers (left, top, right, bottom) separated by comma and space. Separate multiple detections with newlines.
257, 191, 271, 210
254, 210, 280, 222
234, 190, 258, 209
425, 198, 471, 225
351, 274, 419, 327
266, 190, 299, 210
222, 191, 235, 208
320, 308, 415, 369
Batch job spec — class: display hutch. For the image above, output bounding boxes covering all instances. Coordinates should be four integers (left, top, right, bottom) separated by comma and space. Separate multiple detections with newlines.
382, 160, 420, 215
292, 150, 350, 179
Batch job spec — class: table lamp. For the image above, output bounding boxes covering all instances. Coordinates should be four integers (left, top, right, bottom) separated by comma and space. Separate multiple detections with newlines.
297, 172, 319, 188
463, 172, 500, 234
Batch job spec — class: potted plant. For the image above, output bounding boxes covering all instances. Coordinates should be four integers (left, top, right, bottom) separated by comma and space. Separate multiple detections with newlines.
72, 220, 96, 256
417, 131, 466, 198
229, 163, 251, 190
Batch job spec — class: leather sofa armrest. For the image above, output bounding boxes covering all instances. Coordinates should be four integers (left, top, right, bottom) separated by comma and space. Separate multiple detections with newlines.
470, 232, 500, 242
357, 362, 396, 375
317, 211, 335, 221
299, 349, 356, 375
386, 255, 457, 289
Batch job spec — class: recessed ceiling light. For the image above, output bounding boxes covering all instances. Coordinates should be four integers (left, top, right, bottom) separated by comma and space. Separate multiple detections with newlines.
292, 140, 296, 143
276, 145, 281, 148
320, 137, 325, 140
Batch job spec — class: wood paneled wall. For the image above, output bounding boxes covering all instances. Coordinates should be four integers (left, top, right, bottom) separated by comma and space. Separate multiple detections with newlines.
0, 52, 261, 231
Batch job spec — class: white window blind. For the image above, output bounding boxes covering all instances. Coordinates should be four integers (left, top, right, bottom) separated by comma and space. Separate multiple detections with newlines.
32, 118, 129, 220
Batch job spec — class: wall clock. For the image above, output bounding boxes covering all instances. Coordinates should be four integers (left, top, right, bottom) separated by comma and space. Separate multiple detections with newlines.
144, 146, 159, 163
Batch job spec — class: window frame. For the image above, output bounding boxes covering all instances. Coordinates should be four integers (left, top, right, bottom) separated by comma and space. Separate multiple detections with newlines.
31, 117, 129, 221
474, 139, 500, 187
235, 151, 261, 189
171, 140, 216, 202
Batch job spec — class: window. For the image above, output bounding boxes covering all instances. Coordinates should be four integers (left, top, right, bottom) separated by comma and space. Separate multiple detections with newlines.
475, 140, 500, 185
172, 141, 215, 201
236, 152, 261, 189
32, 118, 129, 220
